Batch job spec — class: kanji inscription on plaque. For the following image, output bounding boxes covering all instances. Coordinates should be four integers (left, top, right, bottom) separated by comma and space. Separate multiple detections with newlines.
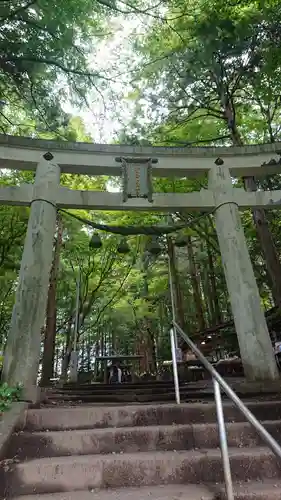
116, 156, 157, 203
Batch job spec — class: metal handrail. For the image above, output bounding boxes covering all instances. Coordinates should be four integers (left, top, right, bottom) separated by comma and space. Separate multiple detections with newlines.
171, 321, 281, 500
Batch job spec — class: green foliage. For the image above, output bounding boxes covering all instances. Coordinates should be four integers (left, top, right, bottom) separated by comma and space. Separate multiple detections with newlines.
128, 0, 281, 145
0, 383, 23, 414
0, 0, 113, 134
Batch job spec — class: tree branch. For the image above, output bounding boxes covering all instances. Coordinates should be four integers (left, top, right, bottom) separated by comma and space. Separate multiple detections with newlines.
5, 55, 111, 81
0, 0, 37, 22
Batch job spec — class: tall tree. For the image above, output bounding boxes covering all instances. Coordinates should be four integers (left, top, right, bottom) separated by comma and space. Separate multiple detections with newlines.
41, 215, 63, 386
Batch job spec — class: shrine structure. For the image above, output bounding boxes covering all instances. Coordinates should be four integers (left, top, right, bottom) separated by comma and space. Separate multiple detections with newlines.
1, 135, 281, 394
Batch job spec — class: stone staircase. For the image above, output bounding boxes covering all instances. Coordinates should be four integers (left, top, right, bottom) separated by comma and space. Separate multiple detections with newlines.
1, 400, 281, 499
45, 379, 277, 404
46, 380, 216, 404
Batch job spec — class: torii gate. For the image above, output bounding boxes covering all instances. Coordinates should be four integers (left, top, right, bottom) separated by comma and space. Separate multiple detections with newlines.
1, 135, 281, 394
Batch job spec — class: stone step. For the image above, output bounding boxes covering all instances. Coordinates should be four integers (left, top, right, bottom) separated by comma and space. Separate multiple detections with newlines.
218, 480, 281, 499
2, 448, 280, 496
48, 384, 281, 403
24, 401, 281, 431
61, 381, 184, 391
45, 391, 215, 404
0, 484, 216, 500
8, 421, 281, 459
44, 391, 195, 404
55, 385, 205, 394
8, 481, 281, 500
46, 381, 281, 402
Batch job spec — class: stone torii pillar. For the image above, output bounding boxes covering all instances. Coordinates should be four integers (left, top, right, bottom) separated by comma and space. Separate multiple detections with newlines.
208, 163, 278, 382
2, 153, 60, 393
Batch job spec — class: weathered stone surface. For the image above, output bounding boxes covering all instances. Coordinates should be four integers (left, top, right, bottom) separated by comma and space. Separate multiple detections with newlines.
231, 380, 281, 395
0, 402, 27, 459
8, 424, 195, 459
0, 484, 216, 500
218, 480, 281, 499
1, 133, 281, 179
3, 401, 281, 498
24, 401, 281, 431
8, 481, 281, 500
21, 385, 42, 404
4, 184, 281, 212
2, 156, 60, 389
2, 448, 281, 496
42, 378, 281, 405
7, 420, 281, 460
208, 165, 279, 382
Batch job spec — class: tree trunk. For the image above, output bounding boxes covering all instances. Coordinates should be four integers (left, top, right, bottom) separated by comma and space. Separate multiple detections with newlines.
147, 324, 157, 373
60, 315, 73, 383
200, 265, 213, 327
186, 236, 206, 330
54, 347, 59, 376
86, 339, 91, 372
41, 215, 63, 387
100, 330, 105, 356
80, 339, 85, 370
244, 177, 281, 306
167, 237, 185, 328
138, 329, 150, 373
206, 242, 222, 324
93, 332, 100, 380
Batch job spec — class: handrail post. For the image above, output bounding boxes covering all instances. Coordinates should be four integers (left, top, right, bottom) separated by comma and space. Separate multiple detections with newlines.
170, 328, 180, 404
213, 378, 234, 500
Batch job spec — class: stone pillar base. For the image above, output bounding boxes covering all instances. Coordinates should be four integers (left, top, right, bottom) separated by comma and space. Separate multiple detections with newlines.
21, 385, 42, 404
231, 378, 281, 395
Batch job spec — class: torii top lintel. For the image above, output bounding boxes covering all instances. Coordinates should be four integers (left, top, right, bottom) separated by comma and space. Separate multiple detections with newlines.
0, 135, 281, 178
